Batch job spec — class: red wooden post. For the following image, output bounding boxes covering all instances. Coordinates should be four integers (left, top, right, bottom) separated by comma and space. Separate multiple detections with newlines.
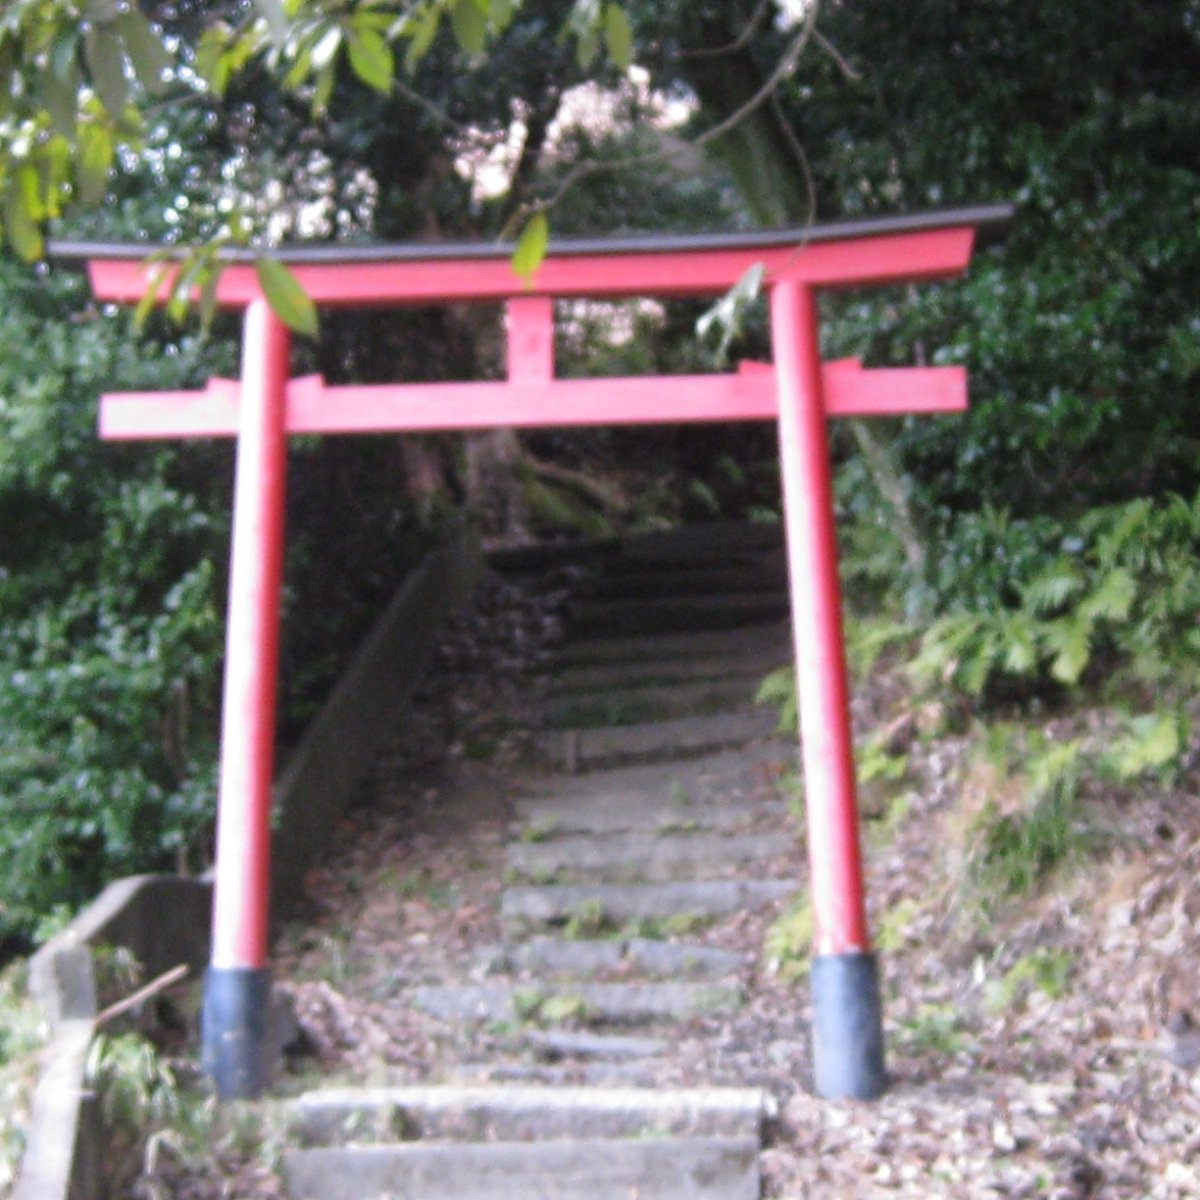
771, 279, 883, 1098
200, 298, 291, 1099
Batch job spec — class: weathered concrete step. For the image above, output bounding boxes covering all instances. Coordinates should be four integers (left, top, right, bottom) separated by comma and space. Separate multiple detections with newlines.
523, 1029, 669, 1061
554, 621, 789, 667
290, 1083, 772, 1145
539, 677, 760, 729
548, 647, 788, 696
519, 741, 793, 807
283, 1135, 760, 1200
568, 591, 789, 638
501, 879, 795, 928
517, 798, 786, 838
410, 980, 742, 1025
508, 831, 784, 884
586, 559, 785, 601
534, 709, 779, 771
608, 519, 783, 564
478, 936, 747, 981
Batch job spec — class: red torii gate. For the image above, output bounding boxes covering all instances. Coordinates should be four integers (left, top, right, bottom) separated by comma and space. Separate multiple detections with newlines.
55, 204, 1009, 1102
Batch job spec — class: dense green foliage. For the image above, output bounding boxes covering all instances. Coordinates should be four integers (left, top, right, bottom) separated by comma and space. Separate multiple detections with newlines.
0, 260, 232, 948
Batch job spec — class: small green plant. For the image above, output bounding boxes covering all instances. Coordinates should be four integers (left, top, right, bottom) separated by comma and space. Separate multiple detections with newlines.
1101, 709, 1191, 785
898, 1003, 965, 1056
755, 666, 797, 735
985, 948, 1074, 1011
669, 780, 692, 807
562, 899, 614, 940
763, 895, 813, 981
0, 962, 46, 1192
874, 899, 919, 953
537, 993, 590, 1024
661, 911, 711, 937
519, 819, 558, 844
910, 488, 1200, 703
967, 732, 1086, 899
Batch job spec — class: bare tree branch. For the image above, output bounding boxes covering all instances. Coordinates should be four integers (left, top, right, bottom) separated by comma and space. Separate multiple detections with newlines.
679, 0, 774, 60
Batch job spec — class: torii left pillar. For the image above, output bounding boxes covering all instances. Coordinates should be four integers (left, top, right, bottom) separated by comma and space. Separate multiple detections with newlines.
200, 298, 290, 1098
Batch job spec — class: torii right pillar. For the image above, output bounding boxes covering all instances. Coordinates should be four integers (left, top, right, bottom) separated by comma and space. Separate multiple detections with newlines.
772, 278, 885, 1099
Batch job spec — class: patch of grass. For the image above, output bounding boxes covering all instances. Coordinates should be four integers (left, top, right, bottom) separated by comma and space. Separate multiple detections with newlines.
763, 895, 813, 981
985, 948, 1074, 1011
955, 725, 1092, 905
562, 900, 616, 940
874, 899, 919, 953
519, 820, 558, 844
661, 911, 712, 937
898, 1003, 966, 1056
0, 962, 46, 1192
537, 993, 590, 1024
669, 780, 692, 807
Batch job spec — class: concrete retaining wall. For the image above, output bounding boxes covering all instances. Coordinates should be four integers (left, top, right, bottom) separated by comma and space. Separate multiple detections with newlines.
16, 524, 482, 1200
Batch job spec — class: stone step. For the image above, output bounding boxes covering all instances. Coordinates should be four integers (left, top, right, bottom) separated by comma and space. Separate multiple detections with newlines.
607, 519, 782, 564
290, 1083, 772, 1145
477, 936, 747, 981
518, 741, 794, 811
411, 980, 742, 1025
283, 1134, 760, 1200
567, 591, 790, 639
501, 878, 795, 929
534, 709, 779, 771
507, 831, 785, 884
553, 621, 790, 668
516, 798, 786, 838
524, 1029, 670, 1061
548, 647, 788, 696
586, 559, 785, 601
538, 677, 761, 729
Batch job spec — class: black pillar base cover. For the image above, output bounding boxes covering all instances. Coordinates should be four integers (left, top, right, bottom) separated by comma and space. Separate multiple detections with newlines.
811, 951, 886, 1100
201, 966, 273, 1100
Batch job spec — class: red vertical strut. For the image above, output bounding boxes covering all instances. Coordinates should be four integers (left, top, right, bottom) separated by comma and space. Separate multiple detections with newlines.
770, 280, 870, 957
210, 299, 291, 971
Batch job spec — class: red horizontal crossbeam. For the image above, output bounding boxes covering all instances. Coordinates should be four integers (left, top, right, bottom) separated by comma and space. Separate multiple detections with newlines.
98, 359, 965, 441
86, 227, 975, 309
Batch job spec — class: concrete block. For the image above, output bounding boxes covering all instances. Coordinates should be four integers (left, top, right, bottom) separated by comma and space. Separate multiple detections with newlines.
507, 830, 784, 884
284, 1135, 760, 1200
501, 878, 795, 927
289, 1083, 771, 1145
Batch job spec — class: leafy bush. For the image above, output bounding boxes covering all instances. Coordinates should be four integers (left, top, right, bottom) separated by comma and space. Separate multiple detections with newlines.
0, 260, 236, 949
911, 488, 1200, 703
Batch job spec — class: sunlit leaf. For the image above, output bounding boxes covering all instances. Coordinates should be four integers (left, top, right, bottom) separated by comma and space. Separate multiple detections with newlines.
312, 58, 336, 113
117, 9, 171, 95
83, 24, 128, 116
4, 172, 44, 261
133, 262, 172, 330
39, 64, 79, 135
254, 0, 289, 45
76, 121, 114, 206
403, 5, 441, 72
603, 2, 633, 69
195, 23, 234, 95
346, 26, 394, 93
256, 258, 319, 337
51, 29, 80, 81
512, 212, 549, 285
450, 0, 488, 56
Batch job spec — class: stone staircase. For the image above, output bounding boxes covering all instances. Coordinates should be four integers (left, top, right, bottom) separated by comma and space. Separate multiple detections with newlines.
282, 522, 801, 1200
